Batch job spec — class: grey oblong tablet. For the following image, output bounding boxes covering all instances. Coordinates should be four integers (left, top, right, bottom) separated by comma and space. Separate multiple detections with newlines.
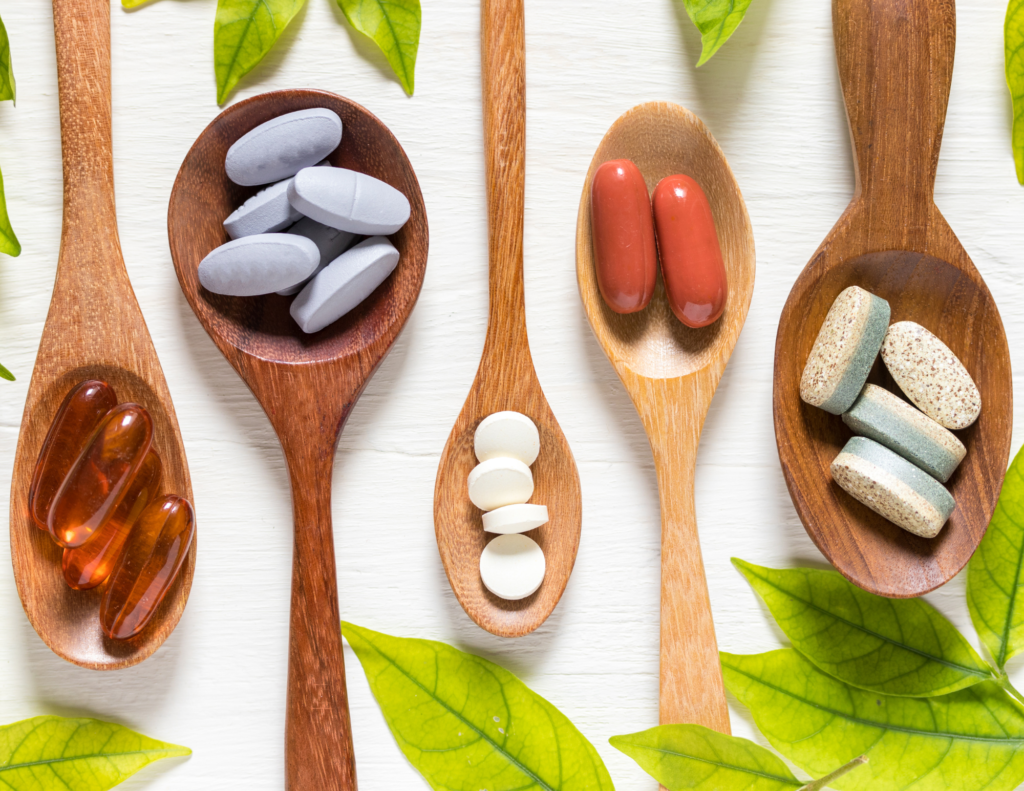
276, 218, 357, 296
223, 178, 302, 240
843, 384, 966, 482
287, 167, 411, 235
226, 108, 342, 187
290, 236, 400, 334
831, 436, 955, 539
198, 234, 320, 297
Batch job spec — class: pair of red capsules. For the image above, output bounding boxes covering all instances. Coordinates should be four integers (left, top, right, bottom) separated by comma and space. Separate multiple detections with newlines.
29, 380, 195, 641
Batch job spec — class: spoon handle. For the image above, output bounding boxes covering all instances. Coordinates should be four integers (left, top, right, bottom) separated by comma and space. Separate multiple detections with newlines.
834, 0, 955, 227
481, 0, 530, 359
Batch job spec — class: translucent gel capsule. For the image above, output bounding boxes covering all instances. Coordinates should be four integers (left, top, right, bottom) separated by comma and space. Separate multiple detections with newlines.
47, 403, 153, 548
28, 380, 117, 531
62, 451, 163, 591
101, 495, 195, 641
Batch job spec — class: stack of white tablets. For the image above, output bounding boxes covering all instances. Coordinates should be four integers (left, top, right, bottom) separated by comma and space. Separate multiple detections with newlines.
469, 412, 548, 601
197, 108, 412, 335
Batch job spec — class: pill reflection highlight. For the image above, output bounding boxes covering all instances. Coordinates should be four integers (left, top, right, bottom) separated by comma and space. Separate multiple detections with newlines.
101, 495, 195, 641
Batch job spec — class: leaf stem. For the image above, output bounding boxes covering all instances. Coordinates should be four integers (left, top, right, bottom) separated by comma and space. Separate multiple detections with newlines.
797, 755, 868, 791
997, 674, 1024, 707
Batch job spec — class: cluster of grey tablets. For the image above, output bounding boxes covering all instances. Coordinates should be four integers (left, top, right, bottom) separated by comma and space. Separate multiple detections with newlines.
800, 286, 981, 539
197, 108, 412, 334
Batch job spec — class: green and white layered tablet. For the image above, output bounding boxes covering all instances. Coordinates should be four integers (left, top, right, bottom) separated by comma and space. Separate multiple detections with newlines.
843, 384, 966, 482
800, 286, 891, 415
831, 437, 955, 539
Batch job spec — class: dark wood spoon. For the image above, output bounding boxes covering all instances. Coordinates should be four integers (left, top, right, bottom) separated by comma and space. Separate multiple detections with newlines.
774, 0, 1012, 598
8, 0, 195, 671
168, 90, 428, 791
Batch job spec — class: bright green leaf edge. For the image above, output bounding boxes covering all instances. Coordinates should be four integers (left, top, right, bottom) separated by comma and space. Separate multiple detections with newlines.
122, 0, 156, 8
336, 0, 420, 95
0, 162, 21, 257
1007, 0, 1024, 184
0, 716, 190, 790
0, 361, 14, 381
0, 12, 15, 102
343, 621, 614, 791
684, 0, 754, 67
734, 558, 993, 697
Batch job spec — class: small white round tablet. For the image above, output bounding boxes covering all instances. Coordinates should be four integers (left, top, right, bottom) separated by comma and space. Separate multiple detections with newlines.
479, 534, 546, 600
482, 503, 549, 534
474, 411, 540, 465
467, 458, 534, 511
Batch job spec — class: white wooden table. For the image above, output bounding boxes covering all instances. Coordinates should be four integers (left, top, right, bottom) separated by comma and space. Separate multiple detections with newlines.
1, 1, 1022, 788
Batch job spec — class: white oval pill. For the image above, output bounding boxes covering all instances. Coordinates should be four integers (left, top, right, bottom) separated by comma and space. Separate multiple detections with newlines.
226, 108, 342, 186
482, 504, 549, 535
474, 411, 540, 465
277, 218, 358, 296
467, 458, 534, 511
198, 234, 320, 297
288, 167, 411, 235
480, 534, 546, 600
223, 178, 302, 240
290, 236, 399, 333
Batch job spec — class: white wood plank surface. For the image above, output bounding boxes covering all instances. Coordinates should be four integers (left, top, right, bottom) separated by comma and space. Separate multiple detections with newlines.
1, 0, 1022, 788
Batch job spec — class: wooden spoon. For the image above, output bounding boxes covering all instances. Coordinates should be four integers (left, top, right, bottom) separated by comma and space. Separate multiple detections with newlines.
168, 91, 427, 790
433, 0, 582, 638
8, 0, 195, 671
576, 102, 755, 733
773, 0, 1011, 598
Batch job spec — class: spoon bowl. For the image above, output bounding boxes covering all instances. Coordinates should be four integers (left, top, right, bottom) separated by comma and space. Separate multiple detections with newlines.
9, 0, 194, 671
168, 89, 427, 790
773, 0, 1011, 598
577, 101, 755, 733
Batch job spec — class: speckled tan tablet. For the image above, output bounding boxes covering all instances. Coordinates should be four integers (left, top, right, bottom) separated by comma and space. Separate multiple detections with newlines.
800, 286, 891, 415
831, 437, 955, 538
880, 322, 981, 430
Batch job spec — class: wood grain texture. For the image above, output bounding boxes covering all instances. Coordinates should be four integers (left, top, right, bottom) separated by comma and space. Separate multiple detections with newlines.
773, 0, 1013, 598
7, 0, 195, 672
433, 0, 583, 638
167, 90, 428, 791
576, 102, 756, 734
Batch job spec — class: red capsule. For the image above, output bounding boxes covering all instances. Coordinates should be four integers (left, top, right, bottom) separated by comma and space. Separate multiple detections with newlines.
101, 495, 195, 640
652, 174, 728, 328
62, 451, 163, 591
590, 159, 658, 313
47, 403, 154, 548
29, 380, 117, 531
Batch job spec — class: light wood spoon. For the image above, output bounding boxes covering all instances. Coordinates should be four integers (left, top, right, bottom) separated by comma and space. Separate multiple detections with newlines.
774, 0, 1011, 598
168, 90, 428, 790
433, 0, 582, 638
8, 0, 195, 671
576, 102, 755, 733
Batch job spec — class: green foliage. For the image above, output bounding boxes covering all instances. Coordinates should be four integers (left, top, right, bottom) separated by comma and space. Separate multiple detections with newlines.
723, 649, 1024, 791
336, 0, 421, 95
969, 443, 1024, 667
734, 558, 993, 696
0, 716, 189, 789
0, 361, 13, 381
682, 0, 754, 67
214, 0, 307, 104
1006, 0, 1024, 183
342, 621, 614, 791
0, 12, 14, 102
0, 161, 20, 257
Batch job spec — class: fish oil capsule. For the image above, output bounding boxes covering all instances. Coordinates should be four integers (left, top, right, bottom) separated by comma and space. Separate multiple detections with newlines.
101, 495, 195, 640
47, 403, 154, 548
29, 380, 117, 531
62, 451, 163, 591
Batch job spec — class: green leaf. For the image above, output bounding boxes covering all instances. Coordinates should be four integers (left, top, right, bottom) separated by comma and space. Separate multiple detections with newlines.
0, 162, 21, 257
0, 361, 14, 381
0, 716, 190, 789
122, 0, 156, 8
1007, 0, 1024, 184
611, 724, 803, 791
0, 12, 14, 102
214, 0, 306, 104
722, 649, 1024, 791
335, 0, 420, 95
343, 621, 614, 791
968, 444, 1024, 668
733, 558, 993, 697
683, 0, 754, 67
